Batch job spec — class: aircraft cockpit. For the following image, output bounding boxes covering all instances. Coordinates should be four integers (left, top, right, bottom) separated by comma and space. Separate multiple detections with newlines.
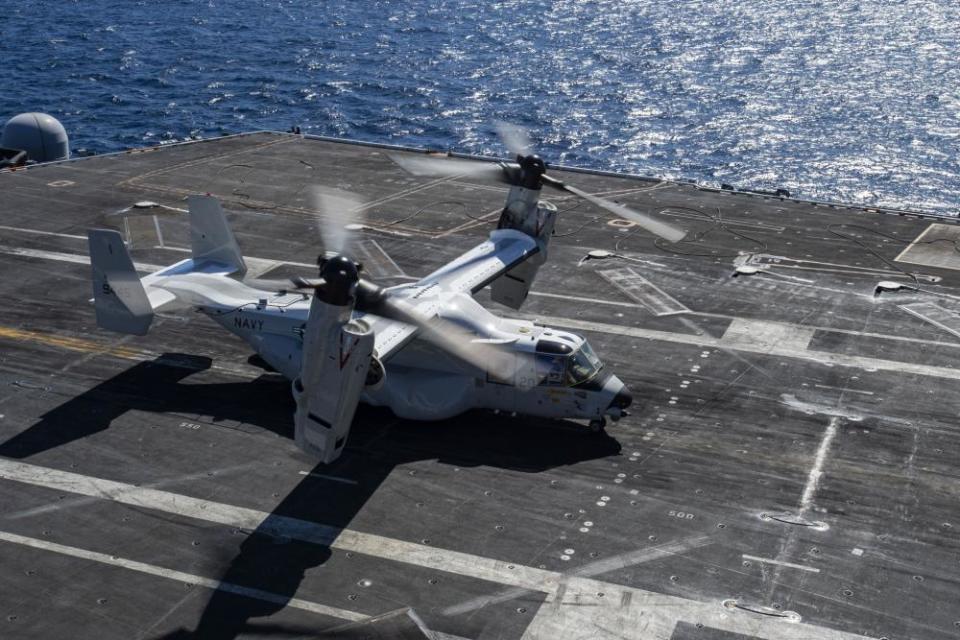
535, 338, 604, 387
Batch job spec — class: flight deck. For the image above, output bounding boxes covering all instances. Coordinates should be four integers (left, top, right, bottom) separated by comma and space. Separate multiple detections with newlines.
1, 132, 959, 639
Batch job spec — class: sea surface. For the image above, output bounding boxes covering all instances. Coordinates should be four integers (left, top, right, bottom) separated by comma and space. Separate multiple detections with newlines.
2, 0, 958, 214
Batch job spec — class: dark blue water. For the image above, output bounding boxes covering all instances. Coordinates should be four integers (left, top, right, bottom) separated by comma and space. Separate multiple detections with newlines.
3, 0, 958, 213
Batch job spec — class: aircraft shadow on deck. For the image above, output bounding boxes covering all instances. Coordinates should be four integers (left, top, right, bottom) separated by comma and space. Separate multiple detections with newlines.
0, 354, 621, 639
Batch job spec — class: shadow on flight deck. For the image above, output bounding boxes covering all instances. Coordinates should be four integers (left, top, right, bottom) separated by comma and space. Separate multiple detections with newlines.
0, 354, 621, 639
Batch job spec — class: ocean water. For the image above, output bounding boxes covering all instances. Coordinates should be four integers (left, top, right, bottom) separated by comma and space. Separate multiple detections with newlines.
2, 0, 958, 213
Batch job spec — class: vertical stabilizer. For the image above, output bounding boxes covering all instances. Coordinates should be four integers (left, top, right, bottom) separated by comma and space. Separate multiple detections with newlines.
189, 195, 247, 276
88, 229, 154, 335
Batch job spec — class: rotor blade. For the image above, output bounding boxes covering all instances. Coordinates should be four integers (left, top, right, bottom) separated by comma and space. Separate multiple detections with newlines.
290, 276, 325, 290
494, 120, 532, 157
563, 184, 687, 243
311, 187, 365, 255
376, 296, 535, 388
244, 277, 302, 292
388, 153, 510, 183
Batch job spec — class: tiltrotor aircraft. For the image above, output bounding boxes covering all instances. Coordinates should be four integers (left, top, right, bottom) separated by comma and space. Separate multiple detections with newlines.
87, 125, 686, 464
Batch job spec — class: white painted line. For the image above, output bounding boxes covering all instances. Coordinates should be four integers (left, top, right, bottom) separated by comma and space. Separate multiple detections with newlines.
4, 237, 960, 354
0, 458, 871, 640
799, 416, 841, 515
443, 535, 712, 616
741, 554, 820, 573
761, 270, 816, 284
4, 237, 959, 384
528, 290, 639, 308
0, 226, 317, 272
355, 238, 407, 279
530, 290, 960, 351
0, 530, 366, 621
519, 313, 960, 383
0, 224, 87, 240
0, 458, 338, 543
297, 470, 359, 485
899, 302, 960, 340
0, 244, 163, 271
153, 214, 164, 248
4, 463, 259, 520
814, 384, 874, 396
893, 222, 935, 263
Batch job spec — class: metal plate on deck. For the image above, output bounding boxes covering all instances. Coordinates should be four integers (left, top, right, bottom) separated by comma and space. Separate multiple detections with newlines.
895, 223, 960, 271
597, 267, 689, 316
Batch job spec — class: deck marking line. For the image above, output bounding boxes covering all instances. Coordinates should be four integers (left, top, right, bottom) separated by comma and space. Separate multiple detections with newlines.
518, 313, 960, 383
898, 302, 960, 340
0, 243, 164, 271
800, 416, 841, 515
0, 240, 319, 275
355, 239, 407, 278
297, 470, 359, 485
0, 324, 257, 378
528, 290, 640, 308
0, 530, 366, 621
0, 224, 88, 240
4, 463, 259, 520
2, 243, 959, 382
893, 223, 935, 263
441, 535, 712, 616
814, 384, 874, 396
741, 554, 820, 573
0, 458, 873, 640
5, 240, 960, 353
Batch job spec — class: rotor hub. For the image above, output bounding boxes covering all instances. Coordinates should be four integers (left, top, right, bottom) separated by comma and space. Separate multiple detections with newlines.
517, 154, 547, 190
318, 254, 360, 306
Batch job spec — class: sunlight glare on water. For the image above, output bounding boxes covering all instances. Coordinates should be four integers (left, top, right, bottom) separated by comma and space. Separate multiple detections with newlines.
2, 0, 958, 213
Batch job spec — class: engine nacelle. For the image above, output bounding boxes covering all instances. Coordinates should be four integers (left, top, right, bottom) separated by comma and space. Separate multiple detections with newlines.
293, 294, 373, 464
491, 187, 557, 309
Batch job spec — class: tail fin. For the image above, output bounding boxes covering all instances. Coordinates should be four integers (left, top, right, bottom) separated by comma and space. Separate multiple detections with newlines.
189, 195, 247, 277
88, 229, 154, 335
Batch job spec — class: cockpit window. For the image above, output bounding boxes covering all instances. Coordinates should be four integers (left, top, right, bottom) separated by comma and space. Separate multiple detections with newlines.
535, 339, 573, 355
566, 342, 603, 386
535, 342, 603, 387
535, 354, 566, 385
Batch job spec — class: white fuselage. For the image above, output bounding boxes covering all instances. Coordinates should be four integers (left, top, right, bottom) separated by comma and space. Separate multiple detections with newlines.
167, 275, 627, 424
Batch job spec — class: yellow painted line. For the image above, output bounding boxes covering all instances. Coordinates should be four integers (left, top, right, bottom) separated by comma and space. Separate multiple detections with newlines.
0, 325, 257, 379
0, 326, 143, 360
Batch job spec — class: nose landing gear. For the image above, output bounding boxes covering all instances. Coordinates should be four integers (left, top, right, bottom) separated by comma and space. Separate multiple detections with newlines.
589, 418, 607, 434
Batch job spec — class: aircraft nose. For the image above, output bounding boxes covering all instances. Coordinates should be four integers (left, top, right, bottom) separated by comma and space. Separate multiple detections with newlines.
610, 386, 633, 410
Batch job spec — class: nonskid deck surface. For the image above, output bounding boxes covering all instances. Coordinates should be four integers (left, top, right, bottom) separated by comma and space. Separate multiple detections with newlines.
1, 132, 959, 640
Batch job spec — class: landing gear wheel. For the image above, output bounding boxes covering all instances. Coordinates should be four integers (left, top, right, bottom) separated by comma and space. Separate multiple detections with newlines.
589, 418, 607, 434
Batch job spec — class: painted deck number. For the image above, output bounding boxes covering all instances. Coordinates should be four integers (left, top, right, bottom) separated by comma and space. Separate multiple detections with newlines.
668, 510, 695, 519
179, 421, 202, 430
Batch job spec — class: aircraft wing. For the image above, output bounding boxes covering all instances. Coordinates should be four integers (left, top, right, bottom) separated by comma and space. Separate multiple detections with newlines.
363, 312, 419, 363
414, 228, 540, 294
360, 229, 539, 363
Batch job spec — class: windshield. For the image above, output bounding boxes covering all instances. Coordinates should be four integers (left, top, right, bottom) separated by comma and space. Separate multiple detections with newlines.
566, 342, 603, 386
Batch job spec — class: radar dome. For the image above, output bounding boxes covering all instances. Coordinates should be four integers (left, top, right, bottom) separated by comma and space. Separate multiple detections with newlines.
2, 113, 70, 163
